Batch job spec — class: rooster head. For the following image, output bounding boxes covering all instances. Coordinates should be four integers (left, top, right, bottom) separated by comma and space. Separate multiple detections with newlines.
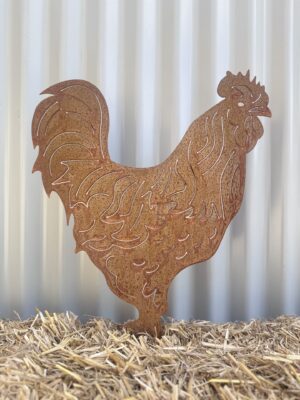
218, 71, 271, 152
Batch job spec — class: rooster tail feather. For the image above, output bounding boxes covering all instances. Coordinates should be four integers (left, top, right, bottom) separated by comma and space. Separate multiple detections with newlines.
32, 79, 110, 220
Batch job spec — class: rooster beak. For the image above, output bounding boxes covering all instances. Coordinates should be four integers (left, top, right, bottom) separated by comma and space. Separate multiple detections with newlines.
249, 106, 272, 118
260, 106, 272, 118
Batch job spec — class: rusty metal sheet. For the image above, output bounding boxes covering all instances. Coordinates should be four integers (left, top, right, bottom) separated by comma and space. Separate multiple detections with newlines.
32, 71, 271, 336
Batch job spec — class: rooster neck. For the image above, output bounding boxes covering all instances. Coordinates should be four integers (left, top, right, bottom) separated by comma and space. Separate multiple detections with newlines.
167, 104, 247, 222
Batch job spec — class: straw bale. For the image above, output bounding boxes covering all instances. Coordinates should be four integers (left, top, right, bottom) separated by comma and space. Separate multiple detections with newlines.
0, 312, 299, 399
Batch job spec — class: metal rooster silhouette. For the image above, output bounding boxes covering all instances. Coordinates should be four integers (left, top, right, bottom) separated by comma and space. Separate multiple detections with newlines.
32, 71, 271, 336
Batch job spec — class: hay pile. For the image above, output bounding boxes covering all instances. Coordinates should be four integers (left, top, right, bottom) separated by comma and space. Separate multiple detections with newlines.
0, 312, 299, 399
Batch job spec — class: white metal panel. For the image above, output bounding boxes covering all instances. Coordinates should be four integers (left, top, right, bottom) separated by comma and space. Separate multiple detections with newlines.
0, 0, 299, 323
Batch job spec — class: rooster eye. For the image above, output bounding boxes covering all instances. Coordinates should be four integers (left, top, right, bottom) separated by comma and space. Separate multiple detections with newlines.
238, 102, 244, 107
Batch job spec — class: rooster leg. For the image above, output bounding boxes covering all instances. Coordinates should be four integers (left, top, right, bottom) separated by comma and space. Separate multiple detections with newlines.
123, 290, 168, 337
123, 309, 163, 337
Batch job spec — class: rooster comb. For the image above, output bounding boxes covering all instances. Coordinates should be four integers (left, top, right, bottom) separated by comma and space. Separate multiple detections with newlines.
217, 70, 268, 101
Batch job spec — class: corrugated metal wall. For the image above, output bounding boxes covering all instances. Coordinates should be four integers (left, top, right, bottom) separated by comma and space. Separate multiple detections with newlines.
0, 0, 299, 323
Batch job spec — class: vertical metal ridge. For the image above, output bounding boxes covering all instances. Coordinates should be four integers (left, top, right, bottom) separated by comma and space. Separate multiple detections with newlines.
135, 0, 158, 167
118, 0, 139, 168
245, 0, 270, 320
209, 0, 231, 323
21, 0, 47, 317
282, 0, 300, 314
41, 0, 63, 311
157, 0, 176, 163
266, 0, 286, 318
99, 0, 121, 163
19, 1, 26, 317
40, 4, 51, 309
5, 0, 23, 316
0, 0, 9, 316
